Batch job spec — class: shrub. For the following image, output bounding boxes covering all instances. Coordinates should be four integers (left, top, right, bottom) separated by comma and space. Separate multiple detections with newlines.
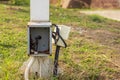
89, 14, 106, 23
10, 0, 30, 5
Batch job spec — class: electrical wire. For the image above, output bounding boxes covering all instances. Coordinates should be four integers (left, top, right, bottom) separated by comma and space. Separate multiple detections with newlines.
52, 24, 67, 48
52, 24, 67, 76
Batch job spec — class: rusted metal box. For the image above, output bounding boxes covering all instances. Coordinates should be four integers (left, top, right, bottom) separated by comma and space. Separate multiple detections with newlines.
27, 22, 52, 56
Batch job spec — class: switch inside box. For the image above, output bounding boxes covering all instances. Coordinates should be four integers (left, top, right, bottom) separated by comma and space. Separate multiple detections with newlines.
28, 22, 52, 55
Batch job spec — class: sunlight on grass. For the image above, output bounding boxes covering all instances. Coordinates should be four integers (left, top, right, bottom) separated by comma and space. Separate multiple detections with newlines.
0, 3, 120, 80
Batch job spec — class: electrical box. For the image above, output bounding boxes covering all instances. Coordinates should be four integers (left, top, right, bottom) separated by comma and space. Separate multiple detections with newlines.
52, 25, 71, 47
28, 22, 52, 56
30, 0, 49, 21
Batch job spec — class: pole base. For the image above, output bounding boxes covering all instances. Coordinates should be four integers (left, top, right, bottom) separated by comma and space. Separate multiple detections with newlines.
20, 56, 53, 79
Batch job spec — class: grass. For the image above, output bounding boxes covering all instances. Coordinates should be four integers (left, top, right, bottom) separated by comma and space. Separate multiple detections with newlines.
0, 3, 120, 80
0, 4, 29, 80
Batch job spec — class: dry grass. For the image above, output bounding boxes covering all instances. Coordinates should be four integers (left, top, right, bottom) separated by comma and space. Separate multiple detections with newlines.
0, 3, 120, 80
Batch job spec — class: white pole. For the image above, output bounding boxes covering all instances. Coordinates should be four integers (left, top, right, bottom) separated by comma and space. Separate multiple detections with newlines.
39, 57, 42, 77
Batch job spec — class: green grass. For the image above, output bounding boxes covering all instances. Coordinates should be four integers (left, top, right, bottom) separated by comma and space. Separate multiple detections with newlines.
50, 6, 119, 30
115, 39, 120, 44
0, 3, 120, 80
0, 4, 29, 80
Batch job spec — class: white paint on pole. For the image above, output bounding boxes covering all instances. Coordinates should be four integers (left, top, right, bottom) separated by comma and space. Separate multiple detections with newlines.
22, 56, 53, 79
30, 56, 53, 78
30, 0, 49, 21
23, 0, 52, 79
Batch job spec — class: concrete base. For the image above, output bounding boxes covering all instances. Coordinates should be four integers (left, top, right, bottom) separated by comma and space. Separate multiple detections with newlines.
20, 56, 53, 79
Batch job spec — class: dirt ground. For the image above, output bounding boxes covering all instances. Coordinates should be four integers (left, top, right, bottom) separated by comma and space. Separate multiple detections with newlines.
80, 10, 120, 53
72, 11, 120, 67
80, 10, 120, 21
72, 27, 120, 52
72, 27, 120, 70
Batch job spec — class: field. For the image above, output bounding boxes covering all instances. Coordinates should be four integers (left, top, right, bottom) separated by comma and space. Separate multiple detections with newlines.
0, 3, 120, 80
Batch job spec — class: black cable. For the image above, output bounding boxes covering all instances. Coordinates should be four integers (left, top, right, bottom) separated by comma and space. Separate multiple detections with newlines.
52, 24, 67, 48
35, 35, 42, 52
52, 24, 68, 76
53, 46, 60, 76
